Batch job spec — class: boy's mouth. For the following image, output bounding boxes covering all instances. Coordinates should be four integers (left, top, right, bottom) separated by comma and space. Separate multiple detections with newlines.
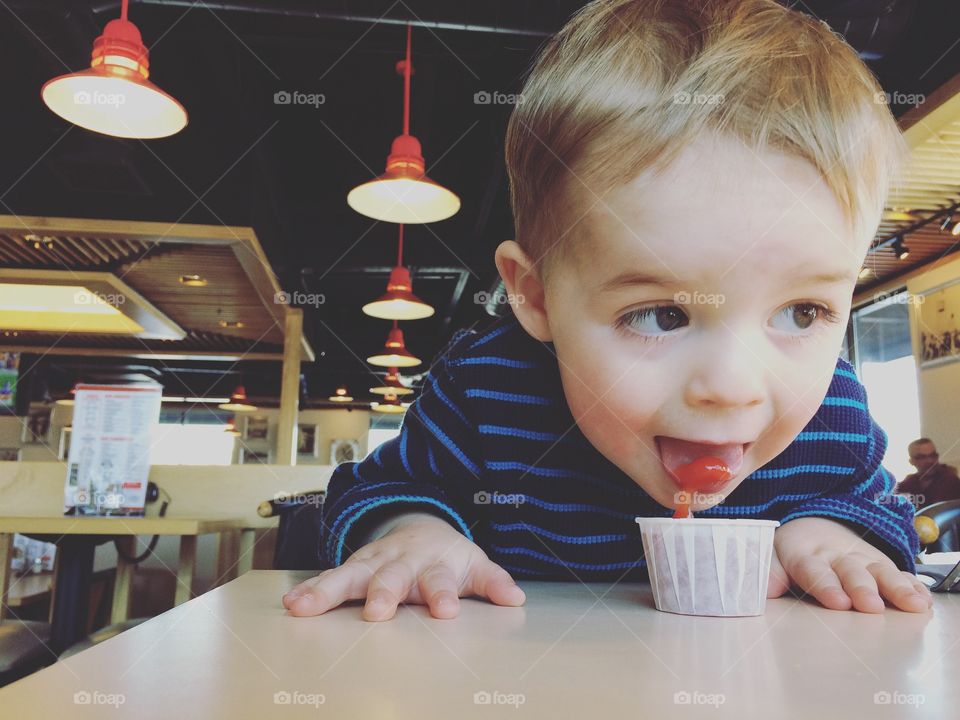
655, 436, 750, 492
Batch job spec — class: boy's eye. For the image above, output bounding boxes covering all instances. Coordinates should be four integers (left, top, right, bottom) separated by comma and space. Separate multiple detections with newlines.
618, 306, 689, 335
771, 303, 835, 333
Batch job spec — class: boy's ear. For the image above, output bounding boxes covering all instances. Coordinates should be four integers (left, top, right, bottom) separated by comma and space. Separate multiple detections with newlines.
494, 240, 552, 342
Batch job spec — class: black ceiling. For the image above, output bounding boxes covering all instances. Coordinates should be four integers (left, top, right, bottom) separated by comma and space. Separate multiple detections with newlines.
3, 0, 960, 404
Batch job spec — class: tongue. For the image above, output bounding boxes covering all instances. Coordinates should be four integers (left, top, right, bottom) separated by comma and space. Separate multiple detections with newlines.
658, 437, 743, 490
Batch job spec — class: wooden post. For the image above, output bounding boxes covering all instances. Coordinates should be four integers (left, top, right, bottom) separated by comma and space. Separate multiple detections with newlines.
275, 308, 303, 466
215, 529, 241, 584
110, 537, 136, 624
174, 536, 198, 605
237, 529, 256, 575
0, 532, 12, 622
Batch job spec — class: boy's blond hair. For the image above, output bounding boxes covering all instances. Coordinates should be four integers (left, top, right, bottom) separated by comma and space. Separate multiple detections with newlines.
505, 0, 905, 273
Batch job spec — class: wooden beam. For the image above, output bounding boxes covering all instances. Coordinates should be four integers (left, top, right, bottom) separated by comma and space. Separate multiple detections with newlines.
0, 215, 254, 247
275, 308, 303, 465
0, 346, 286, 362
0, 214, 315, 361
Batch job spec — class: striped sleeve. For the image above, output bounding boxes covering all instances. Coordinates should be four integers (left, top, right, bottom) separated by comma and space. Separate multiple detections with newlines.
777, 365, 919, 573
317, 336, 482, 568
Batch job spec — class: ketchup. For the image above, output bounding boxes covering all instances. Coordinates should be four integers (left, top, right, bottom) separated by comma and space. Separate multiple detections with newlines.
672, 456, 732, 518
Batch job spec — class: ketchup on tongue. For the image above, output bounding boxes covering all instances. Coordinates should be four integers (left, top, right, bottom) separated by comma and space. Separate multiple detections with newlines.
672, 456, 732, 518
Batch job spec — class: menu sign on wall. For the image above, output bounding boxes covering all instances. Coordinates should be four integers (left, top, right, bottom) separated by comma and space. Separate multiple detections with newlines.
63, 384, 162, 516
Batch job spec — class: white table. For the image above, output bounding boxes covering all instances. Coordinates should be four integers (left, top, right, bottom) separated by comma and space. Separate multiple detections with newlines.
1, 570, 957, 718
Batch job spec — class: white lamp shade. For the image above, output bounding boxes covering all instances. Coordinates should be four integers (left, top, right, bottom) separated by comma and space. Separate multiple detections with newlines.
347, 176, 460, 224
42, 71, 187, 139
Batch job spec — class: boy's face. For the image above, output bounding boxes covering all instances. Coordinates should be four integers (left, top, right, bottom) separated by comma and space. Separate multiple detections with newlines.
541, 134, 866, 512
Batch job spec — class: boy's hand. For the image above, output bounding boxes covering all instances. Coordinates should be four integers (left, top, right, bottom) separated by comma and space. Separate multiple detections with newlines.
282, 514, 525, 621
767, 517, 932, 613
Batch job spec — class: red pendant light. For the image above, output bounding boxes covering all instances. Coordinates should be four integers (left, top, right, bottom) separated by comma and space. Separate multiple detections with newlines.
367, 321, 421, 367
370, 367, 414, 396
347, 24, 459, 224
328, 385, 353, 402
218, 385, 257, 412
362, 224, 434, 320
371, 392, 407, 414
41, 0, 187, 139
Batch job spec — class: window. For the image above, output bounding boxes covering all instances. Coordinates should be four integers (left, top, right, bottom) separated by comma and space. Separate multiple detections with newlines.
366, 413, 403, 459
149, 423, 237, 465
851, 293, 921, 481
149, 406, 237, 465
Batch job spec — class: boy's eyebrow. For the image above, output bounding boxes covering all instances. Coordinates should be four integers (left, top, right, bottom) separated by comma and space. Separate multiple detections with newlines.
597, 271, 678, 292
789, 270, 858, 285
598, 268, 857, 292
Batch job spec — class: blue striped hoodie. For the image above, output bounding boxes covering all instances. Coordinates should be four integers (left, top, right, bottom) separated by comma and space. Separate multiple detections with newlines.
319, 312, 919, 578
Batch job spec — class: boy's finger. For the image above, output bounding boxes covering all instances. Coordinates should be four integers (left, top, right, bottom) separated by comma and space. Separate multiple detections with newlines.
789, 555, 851, 611
364, 560, 416, 621
467, 560, 526, 607
284, 564, 371, 617
911, 576, 934, 605
282, 568, 338, 609
832, 556, 884, 613
872, 566, 931, 613
417, 562, 461, 619
767, 549, 790, 598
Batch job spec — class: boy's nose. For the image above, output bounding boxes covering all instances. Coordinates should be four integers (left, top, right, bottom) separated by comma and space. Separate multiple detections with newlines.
683, 334, 766, 410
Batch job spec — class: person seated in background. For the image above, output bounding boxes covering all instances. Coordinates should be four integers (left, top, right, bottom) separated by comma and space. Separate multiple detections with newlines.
897, 438, 960, 509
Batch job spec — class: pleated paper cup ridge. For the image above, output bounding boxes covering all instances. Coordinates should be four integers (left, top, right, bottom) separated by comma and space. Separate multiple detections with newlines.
635, 517, 779, 617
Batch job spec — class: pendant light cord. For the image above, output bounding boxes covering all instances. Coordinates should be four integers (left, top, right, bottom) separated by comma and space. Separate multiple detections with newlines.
121, 0, 129, 21
397, 223, 404, 266
403, 24, 412, 135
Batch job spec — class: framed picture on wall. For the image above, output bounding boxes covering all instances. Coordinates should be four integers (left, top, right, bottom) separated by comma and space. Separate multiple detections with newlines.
918, 279, 960, 369
330, 438, 360, 465
21, 407, 51, 444
297, 424, 319, 457
244, 416, 269, 440
0, 447, 20, 461
241, 448, 271, 465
